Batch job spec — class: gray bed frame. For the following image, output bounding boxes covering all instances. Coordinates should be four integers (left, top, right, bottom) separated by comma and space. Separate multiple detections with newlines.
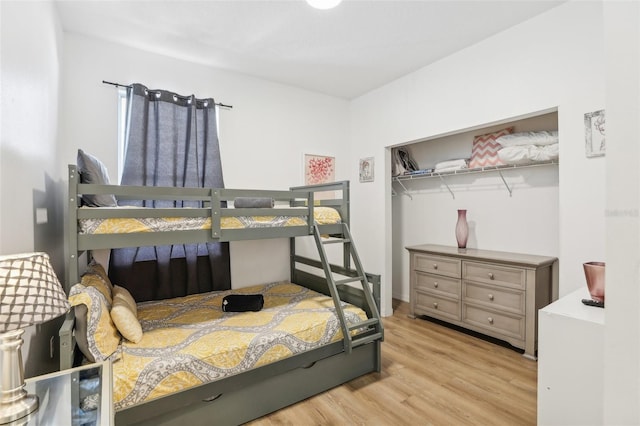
60, 164, 383, 425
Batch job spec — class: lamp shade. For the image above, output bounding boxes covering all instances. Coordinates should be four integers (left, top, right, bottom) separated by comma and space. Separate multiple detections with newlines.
0, 252, 70, 332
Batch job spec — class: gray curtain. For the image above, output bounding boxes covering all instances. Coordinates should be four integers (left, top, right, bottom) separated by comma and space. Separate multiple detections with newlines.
109, 83, 231, 301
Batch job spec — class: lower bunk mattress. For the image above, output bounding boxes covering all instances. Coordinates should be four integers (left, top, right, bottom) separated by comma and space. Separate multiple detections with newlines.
78, 206, 341, 235
107, 281, 366, 411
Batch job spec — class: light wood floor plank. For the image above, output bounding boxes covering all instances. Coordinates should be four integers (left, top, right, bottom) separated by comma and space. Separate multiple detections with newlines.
248, 300, 537, 425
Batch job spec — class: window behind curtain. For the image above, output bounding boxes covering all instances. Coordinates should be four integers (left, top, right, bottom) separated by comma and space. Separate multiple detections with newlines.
110, 83, 231, 302
117, 87, 221, 182
117, 87, 127, 182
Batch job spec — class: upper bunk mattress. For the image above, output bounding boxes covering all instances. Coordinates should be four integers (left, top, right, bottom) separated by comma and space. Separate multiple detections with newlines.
111, 281, 367, 411
78, 206, 341, 235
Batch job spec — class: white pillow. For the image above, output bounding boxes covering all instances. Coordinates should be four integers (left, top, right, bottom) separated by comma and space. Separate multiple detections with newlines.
498, 143, 559, 165
111, 297, 143, 343
496, 131, 558, 147
111, 287, 142, 344
113, 285, 137, 317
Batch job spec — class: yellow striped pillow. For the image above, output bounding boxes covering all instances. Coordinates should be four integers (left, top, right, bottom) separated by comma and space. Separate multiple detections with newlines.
81, 273, 112, 305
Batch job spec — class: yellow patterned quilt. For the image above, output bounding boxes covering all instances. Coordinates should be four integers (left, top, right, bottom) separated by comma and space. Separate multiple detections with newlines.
78, 207, 341, 235
112, 281, 366, 411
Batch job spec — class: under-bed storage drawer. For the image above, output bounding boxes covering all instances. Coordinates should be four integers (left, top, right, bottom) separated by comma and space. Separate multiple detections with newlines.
116, 343, 380, 426
413, 254, 461, 278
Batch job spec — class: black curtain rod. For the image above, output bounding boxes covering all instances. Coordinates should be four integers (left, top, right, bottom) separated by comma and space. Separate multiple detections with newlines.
102, 80, 233, 109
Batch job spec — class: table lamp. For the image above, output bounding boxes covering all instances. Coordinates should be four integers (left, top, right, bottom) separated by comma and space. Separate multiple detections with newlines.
0, 252, 70, 424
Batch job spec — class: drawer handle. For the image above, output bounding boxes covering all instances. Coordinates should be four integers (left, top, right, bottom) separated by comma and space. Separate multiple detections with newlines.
433, 302, 438, 309
488, 294, 494, 301
488, 317, 494, 325
433, 263, 438, 270
433, 282, 439, 288
488, 272, 495, 280
203, 393, 223, 403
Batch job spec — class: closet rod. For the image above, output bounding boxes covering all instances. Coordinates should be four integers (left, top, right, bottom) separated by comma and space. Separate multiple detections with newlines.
102, 80, 233, 109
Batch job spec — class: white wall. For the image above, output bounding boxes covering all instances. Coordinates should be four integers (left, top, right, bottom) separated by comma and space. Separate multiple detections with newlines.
0, 1, 66, 377
603, 1, 640, 423
349, 0, 606, 316
58, 34, 350, 289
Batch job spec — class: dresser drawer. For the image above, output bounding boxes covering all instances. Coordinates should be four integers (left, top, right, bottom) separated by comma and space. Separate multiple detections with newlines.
463, 261, 525, 289
463, 304, 524, 341
414, 290, 461, 321
463, 282, 525, 315
413, 254, 461, 278
415, 272, 460, 298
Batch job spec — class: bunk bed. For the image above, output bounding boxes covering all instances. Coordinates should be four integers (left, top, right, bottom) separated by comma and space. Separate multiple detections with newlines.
60, 164, 383, 425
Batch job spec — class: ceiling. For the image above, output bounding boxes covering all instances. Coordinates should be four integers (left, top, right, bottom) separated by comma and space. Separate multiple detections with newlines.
55, 0, 565, 99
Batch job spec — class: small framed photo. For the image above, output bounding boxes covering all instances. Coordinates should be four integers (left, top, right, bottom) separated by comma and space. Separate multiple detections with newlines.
585, 109, 605, 158
359, 157, 374, 183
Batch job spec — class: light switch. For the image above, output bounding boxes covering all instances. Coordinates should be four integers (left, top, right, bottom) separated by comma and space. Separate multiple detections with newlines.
36, 208, 48, 224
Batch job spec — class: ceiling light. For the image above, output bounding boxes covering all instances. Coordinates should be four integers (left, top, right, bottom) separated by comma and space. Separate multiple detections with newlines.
306, 0, 343, 10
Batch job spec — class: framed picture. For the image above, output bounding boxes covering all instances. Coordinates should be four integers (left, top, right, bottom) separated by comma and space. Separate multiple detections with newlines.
359, 157, 374, 183
304, 154, 335, 185
585, 109, 605, 157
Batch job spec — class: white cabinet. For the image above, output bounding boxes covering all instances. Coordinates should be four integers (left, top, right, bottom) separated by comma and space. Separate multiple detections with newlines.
537, 288, 604, 425
23, 361, 113, 425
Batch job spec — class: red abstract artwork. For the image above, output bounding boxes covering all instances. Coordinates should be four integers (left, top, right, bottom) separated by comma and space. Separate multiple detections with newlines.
304, 154, 335, 185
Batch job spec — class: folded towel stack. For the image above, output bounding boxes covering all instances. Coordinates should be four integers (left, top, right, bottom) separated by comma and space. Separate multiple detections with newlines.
434, 159, 469, 173
234, 197, 274, 208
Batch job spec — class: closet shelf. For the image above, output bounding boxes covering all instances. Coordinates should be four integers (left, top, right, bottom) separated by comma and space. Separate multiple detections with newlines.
392, 159, 558, 199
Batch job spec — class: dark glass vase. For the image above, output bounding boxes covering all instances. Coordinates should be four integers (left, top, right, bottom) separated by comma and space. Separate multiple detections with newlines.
455, 209, 468, 249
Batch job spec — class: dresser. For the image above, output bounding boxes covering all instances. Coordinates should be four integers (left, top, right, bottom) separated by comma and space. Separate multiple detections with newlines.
406, 244, 558, 359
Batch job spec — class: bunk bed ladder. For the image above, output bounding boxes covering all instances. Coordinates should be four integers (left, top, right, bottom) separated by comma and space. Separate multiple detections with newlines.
312, 223, 383, 354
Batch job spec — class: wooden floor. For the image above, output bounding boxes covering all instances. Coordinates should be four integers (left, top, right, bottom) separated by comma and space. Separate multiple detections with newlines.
248, 299, 538, 425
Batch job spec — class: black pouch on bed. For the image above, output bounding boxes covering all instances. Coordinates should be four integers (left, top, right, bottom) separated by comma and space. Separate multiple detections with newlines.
222, 294, 264, 312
